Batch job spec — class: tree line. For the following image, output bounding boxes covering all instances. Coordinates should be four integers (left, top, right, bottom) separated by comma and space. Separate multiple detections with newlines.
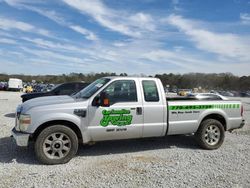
0, 72, 249, 91
155, 73, 250, 91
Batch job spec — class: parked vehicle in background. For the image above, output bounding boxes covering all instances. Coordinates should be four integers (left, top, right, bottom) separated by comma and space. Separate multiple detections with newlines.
8, 78, 23, 91
23, 85, 33, 93
0, 82, 7, 90
178, 89, 192, 96
21, 82, 89, 102
188, 93, 228, 100
217, 91, 234, 97
46, 84, 55, 92
33, 84, 48, 93
239, 92, 250, 97
12, 76, 244, 164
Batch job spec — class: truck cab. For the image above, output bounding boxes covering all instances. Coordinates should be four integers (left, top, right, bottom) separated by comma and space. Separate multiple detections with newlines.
86, 77, 167, 141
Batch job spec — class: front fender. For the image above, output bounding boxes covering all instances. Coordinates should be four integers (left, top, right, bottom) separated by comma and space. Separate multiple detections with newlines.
29, 113, 92, 143
26, 113, 91, 143
26, 113, 81, 133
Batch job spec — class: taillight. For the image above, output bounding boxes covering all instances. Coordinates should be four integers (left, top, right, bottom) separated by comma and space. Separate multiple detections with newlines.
241, 105, 243, 117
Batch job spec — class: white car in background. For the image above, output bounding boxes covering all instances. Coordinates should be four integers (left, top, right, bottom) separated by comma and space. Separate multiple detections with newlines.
188, 93, 228, 100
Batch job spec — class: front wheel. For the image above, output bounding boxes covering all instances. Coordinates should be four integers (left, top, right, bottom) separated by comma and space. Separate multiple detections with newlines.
35, 125, 78, 165
195, 119, 225, 150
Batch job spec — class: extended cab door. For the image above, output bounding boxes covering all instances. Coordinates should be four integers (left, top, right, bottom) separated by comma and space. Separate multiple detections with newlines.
88, 79, 143, 141
140, 78, 167, 137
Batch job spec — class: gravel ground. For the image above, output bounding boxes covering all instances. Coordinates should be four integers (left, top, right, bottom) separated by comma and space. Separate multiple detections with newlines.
0, 91, 249, 188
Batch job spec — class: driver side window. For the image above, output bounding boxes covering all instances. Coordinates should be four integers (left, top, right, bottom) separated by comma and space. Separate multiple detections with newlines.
102, 80, 137, 104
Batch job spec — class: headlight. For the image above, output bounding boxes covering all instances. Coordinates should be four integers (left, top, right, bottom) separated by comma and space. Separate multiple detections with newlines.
19, 114, 31, 131
16, 105, 22, 118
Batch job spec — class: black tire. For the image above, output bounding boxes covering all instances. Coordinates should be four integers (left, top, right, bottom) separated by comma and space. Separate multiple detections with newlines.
195, 119, 225, 150
35, 125, 78, 165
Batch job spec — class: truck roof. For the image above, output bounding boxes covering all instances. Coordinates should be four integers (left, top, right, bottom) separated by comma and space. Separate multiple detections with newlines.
104, 76, 159, 80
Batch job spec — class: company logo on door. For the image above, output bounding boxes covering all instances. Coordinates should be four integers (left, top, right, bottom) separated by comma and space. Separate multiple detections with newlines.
100, 109, 133, 127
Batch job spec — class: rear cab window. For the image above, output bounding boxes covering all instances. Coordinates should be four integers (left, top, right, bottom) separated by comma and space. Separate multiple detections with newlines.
142, 80, 159, 102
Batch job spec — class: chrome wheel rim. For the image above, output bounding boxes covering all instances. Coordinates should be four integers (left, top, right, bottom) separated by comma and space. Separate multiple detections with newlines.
204, 125, 221, 146
43, 132, 71, 159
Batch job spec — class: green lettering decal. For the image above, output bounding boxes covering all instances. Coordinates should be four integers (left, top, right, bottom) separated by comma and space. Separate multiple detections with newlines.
100, 109, 133, 127
169, 103, 240, 111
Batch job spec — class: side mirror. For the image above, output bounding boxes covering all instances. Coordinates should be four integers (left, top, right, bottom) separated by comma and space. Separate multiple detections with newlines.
100, 92, 110, 107
92, 96, 100, 106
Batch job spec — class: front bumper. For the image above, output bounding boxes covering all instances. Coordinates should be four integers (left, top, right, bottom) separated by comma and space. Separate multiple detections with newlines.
11, 128, 30, 147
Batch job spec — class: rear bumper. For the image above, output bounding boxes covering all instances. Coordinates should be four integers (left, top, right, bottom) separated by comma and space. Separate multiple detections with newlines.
229, 119, 245, 132
11, 128, 30, 147
239, 119, 245, 129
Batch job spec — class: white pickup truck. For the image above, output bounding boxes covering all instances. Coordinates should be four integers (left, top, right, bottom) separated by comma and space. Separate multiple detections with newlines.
12, 77, 245, 164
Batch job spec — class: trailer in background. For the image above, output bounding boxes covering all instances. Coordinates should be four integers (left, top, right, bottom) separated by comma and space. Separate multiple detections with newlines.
8, 78, 23, 91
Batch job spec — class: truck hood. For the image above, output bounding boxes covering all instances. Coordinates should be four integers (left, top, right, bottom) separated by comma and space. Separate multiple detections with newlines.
21, 95, 75, 113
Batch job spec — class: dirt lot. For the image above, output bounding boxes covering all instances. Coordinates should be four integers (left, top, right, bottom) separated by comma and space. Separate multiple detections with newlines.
0, 91, 249, 188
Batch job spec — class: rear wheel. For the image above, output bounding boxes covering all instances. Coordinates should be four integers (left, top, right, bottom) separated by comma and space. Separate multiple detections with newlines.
35, 125, 78, 165
195, 119, 225, 150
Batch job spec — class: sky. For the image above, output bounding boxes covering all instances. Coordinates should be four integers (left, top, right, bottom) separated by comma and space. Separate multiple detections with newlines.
0, 0, 250, 76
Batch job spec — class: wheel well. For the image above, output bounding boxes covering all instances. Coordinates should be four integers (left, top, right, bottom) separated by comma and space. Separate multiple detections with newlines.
201, 114, 227, 130
32, 120, 82, 141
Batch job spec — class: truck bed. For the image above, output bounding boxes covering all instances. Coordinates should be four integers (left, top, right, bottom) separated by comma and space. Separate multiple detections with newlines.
166, 99, 242, 135
166, 96, 198, 101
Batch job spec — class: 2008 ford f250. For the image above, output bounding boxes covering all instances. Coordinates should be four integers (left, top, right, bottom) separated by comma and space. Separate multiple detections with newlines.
12, 77, 245, 164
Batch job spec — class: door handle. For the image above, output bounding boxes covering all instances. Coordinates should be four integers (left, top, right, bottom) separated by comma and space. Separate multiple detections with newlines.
136, 107, 142, 115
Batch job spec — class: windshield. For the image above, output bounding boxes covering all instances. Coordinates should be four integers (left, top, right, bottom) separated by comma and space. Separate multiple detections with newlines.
73, 78, 110, 99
